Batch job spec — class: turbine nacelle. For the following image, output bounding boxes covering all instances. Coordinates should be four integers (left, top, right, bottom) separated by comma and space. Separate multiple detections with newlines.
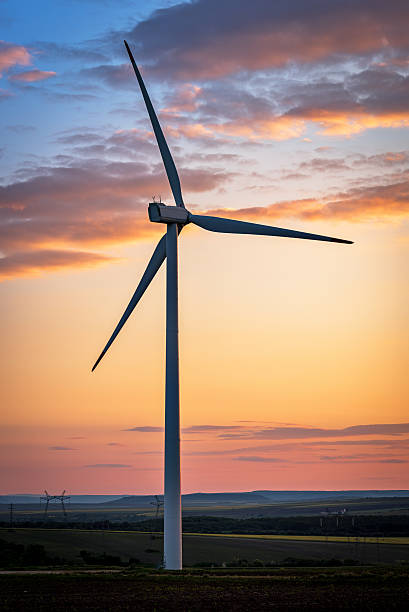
148, 202, 190, 225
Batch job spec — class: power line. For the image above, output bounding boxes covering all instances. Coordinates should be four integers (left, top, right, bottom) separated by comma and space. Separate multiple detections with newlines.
40, 490, 70, 519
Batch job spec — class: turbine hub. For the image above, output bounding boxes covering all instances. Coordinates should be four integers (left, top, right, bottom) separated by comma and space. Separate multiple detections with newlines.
148, 202, 189, 224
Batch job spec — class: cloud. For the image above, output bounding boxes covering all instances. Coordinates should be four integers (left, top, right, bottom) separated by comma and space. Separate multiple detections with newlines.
233, 456, 287, 463
210, 116, 306, 141
107, 442, 125, 446
273, 70, 409, 137
2, 100, 408, 283
163, 84, 202, 114
364, 476, 400, 480
153, 68, 409, 142
35, 41, 108, 64
233, 454, 407, 465
308, 439, 409, 447
287, 151, 409, 177
0, 147, 231, 279
319, 453, 407, 463
218, 423, 409, 440
297, 158, 350, 173
0, 249, 118, 280
55, 132, 103, 145
0, 41, 30, 76
48, 446, 77, 451
83, 463, 132, 468
182, 425, 243, 433
0, 88, 12, 101
129, 422, 409, 446
80, 63, 132, 88
205, 174, 409, 223
352, 151, 409, 168
125, 0, 409, 80
2, 161, 408, 281
186, 438, 409, 457
377, 459, 408, 464
124, 426, 164, 432
6, 124, 36, 133
9, 69, 56, 83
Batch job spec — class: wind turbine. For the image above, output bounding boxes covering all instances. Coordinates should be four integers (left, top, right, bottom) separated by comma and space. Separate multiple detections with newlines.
92, 40, 353, 570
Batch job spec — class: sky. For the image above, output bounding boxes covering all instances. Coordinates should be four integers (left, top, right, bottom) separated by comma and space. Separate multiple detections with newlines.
1, 0, 408, 495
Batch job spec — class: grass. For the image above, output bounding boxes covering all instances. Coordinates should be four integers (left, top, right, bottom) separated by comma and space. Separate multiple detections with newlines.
6, 527, 409, 544
182, 532, 409, 545
2, 528, 409, 566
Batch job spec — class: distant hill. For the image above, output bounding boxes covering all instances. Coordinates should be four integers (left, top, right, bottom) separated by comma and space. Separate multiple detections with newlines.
0, 494, 124, 505
99, 490, 409, 508
101, 492, 270, 507
252, 490, 409, 502
2, 490, 408, 507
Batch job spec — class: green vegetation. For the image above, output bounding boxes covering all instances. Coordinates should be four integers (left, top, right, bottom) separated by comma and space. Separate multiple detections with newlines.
2, 528, 409, 567
4, 513, 409, 537
134, 514, 409, 536
0, 538, 64, 568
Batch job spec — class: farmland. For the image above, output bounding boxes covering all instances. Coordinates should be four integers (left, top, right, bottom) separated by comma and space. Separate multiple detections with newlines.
2, 528, 409, 566
2, 526, 409, 610
2, 566, 409, 611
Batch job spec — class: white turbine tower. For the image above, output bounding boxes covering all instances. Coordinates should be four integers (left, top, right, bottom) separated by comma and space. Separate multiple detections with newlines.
92, 40, 353, 570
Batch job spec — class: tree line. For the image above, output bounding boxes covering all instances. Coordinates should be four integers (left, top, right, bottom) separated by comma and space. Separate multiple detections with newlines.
1, 514, 408, 536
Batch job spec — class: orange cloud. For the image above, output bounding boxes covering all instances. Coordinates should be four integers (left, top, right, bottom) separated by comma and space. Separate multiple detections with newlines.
1, 123, 408, 281
2, 172, 407, 281
166, 123, 215, 140
162, 84, 202, 115
0, 249, 118, 280
0, 155, 232, 279
209, 116, 306, 141
125, 111, 409, 143
9, 69, 56, 82
2, 165, 408, 280
289, 108, 409, 137
205, 175, 409, 223
168, 108, 409, 142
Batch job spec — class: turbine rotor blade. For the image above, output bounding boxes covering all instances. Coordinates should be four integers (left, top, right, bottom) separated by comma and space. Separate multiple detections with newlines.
92, 234, 167, 372
124, 40, 185, 208
190, 214, 353, 244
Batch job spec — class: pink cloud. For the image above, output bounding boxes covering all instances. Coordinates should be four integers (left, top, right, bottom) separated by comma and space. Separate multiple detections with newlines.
0, 88, 12, 101
9, 69, 56, 83
0, 41, 30, 76
162, 84, 202, 115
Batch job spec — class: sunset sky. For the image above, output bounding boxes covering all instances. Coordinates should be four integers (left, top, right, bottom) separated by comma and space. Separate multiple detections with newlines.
1, 0, 408, 495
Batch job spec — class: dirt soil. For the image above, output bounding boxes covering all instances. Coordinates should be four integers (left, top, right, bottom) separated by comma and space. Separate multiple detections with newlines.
2, 567, 409, 611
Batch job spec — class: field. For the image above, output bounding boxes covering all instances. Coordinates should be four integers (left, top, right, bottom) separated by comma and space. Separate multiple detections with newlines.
3, 528, 409, 610
2, 566, 409, 611
2, 528, 409, 566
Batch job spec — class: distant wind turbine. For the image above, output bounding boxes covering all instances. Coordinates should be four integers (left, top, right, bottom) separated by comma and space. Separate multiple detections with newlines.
92, 40, 353, 570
